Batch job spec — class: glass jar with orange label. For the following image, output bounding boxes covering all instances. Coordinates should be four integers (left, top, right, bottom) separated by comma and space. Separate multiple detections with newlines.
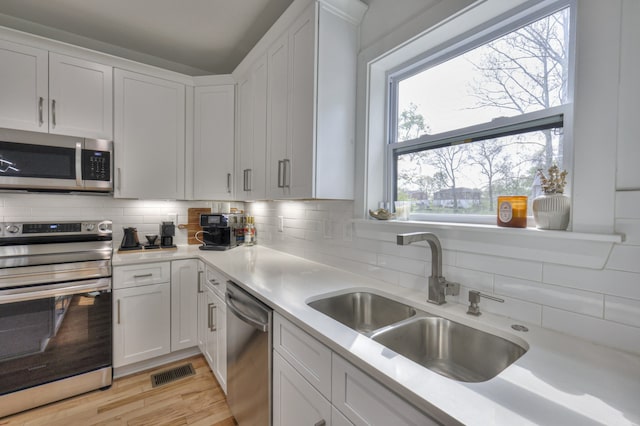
497, 196, 528, 228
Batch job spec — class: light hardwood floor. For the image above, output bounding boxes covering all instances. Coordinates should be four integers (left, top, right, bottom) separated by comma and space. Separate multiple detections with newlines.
0, 355, 235, 426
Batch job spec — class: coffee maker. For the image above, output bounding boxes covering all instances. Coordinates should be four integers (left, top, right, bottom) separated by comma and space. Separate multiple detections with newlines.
198, 214, 241, 251
160, 221, 176, 248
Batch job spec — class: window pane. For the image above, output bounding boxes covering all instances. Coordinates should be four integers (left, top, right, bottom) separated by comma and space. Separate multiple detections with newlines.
396, 128, 563, 215
396, 8, 570, 140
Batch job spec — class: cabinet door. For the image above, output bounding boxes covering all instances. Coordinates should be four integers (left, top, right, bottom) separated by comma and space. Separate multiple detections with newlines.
0, 39, 48, 133
193, 84, 235, 200
114, 69, 185, 199
266, 33, 289, 199
332, 354, 439, 426
273, 351, 332, 426
212, 291, 227, 393
197, 261, 205, 352
171, 259, 198, 351
113, 283, 171, 367
49, 53, 112, 139
236, 54, 268, 201
287, 6, 315, 199
203, 286, 217, 372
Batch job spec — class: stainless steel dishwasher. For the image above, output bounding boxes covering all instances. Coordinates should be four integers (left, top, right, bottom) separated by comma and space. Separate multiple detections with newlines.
226, 281, 272, 426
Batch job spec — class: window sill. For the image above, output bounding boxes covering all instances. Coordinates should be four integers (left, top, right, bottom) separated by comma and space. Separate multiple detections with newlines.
353, 219, 622, 269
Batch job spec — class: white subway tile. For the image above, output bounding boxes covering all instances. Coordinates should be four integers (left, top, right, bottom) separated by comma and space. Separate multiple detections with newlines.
395, 270, 429, 292
543, 264, 640, 299
616, 190, 640, 219
306, 252, 399, 286
606, 245, 640, 273
447, 266, 494, 293
377, 253, 426, 276
457, 252, 543, 281
605, 296, 640, 328
495, 275, 604, 317
615, 219, 640, 245
542, 306, 640, 355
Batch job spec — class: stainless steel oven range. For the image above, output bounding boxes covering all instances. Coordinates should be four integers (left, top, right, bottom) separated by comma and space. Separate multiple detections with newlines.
0, 220, 113, 418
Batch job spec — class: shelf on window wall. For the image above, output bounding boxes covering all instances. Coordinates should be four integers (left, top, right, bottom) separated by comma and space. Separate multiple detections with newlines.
353, 219, 622, 269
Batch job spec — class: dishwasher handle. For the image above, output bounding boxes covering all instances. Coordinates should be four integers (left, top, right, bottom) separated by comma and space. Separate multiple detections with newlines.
226, 291, 269, 332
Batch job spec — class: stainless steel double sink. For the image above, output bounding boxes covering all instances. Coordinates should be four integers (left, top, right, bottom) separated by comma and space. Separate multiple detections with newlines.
308, 291, 527, 383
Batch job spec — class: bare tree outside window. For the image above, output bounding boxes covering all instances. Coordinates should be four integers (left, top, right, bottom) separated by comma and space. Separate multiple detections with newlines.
393, 7, 570, 216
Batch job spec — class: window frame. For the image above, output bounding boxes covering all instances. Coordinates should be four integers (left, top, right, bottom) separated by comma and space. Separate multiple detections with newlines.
384, 0, 575, 225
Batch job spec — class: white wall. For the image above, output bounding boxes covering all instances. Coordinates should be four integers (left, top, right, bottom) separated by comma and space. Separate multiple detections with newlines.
246, 0, 640, 356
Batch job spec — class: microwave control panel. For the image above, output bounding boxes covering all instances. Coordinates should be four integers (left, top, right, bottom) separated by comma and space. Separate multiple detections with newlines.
82, 150, 111, 181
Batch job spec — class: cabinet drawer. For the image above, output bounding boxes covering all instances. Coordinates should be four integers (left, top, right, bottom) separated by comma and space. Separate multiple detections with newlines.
205, 265, 227, 297
331, 354, 439, 426
273, 313, 332, 399
113, 262, 170, 289
273, 351, 332, 426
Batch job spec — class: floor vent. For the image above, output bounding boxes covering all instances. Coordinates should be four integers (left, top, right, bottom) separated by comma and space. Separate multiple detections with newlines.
151, 363, 195, 388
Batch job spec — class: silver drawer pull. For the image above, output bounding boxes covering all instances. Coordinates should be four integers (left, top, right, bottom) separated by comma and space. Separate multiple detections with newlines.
314, 420, 326, 426
133, 273, 153, 279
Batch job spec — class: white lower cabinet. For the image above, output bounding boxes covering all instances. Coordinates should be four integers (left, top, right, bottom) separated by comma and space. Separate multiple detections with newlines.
273, 313, 437, 426
113, 282, 171, 368
273, 351, 332, 426
332, 355, 439, 426
170, 259, 198, 351
198, 265, 227, 393
113, 260, 199, 369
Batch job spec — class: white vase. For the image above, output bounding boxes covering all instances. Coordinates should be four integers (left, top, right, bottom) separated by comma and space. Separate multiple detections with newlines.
532, 194, 570, 230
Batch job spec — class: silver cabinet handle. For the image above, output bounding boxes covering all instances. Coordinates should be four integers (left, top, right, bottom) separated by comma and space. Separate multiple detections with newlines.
198, 271, 203, 293
243, 169, 252, 192
208, 278, 219, 286
38, 97, 44, 126
208, 303, 217, 331
283, 158, 290, 188
133, 273, 153, 279
227, 173, 232, 194
117, 299, 121, 324
277, 160, 284, 188
51, 99, 57, 128
117, 168, 122, 191
314, 421, 326, 426
207, 302, 213, 330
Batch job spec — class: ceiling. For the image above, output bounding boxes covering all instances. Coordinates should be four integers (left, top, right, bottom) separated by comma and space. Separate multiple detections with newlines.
0, 0, 295, 75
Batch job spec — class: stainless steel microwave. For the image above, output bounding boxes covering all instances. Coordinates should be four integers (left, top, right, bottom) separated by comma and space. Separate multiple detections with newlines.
0, 128, 112, 193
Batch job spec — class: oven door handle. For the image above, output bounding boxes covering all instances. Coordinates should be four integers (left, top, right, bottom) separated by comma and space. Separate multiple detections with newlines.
0, 278, 111, 304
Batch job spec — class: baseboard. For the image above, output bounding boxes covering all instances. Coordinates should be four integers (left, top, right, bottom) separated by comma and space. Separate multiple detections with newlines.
113, 347, 201, 379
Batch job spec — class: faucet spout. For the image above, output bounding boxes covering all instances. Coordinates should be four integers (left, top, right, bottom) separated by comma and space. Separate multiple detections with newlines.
397, 232, 459, 305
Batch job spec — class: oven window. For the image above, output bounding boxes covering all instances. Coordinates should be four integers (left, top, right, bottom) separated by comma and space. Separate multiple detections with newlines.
0, 141, 75, 179
0, 291, 112, 395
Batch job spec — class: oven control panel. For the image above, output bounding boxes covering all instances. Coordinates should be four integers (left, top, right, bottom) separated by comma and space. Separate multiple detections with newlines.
1, 220, 112, 238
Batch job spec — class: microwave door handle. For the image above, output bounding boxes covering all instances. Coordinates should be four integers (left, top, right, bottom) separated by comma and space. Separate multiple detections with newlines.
75, 142, 83, 187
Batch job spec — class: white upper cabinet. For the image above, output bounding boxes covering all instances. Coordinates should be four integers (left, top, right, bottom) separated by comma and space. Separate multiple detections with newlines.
0, 39, 48, 133
0, 40, 112, 139
192, 84, 235, 200
48, 53, 112, 139
265, 0, 365, 200
235, 53, 268, 201
114, 69, 186, 199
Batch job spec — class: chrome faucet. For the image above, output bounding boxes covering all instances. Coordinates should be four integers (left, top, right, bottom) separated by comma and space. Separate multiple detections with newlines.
396, 232, 459, 305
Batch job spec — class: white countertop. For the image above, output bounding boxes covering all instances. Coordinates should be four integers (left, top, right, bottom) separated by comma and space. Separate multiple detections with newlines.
113, 245, 640, 425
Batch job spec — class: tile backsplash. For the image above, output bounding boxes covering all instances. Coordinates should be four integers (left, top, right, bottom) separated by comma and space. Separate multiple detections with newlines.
2, 191, 638, 356
246, 191, 640, 356
0, 192, 243, 246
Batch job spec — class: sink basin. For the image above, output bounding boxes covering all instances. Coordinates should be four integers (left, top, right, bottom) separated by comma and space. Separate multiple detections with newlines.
372, 317, 527, 382
308, 292, 416, 333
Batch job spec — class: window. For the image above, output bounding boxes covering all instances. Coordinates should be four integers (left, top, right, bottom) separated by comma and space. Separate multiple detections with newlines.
388, 4, 572, 222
